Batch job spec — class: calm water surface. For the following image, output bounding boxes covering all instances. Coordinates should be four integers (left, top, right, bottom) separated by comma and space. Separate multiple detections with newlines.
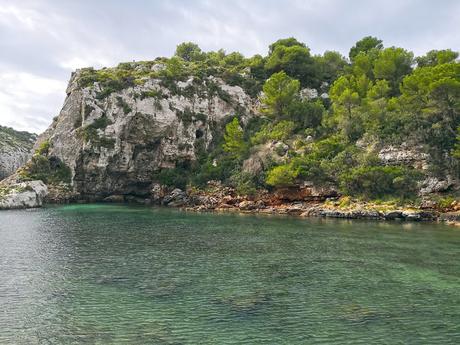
0, 204, 459, 344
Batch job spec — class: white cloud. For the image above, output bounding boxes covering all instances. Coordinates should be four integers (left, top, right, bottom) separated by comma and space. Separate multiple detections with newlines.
0, 5, 40, 30
0, 68, 66, 133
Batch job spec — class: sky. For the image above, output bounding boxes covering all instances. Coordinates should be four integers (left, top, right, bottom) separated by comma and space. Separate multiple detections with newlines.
0, 0, 459, 134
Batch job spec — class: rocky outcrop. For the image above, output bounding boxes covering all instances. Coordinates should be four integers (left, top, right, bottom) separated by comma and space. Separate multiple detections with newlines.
0, 180, 48, 209
242, 141, 288, 176
37, 69, 256, 200
273, 183, 338, 202
0, 126, 36, 180
419, 175, 456, 195
378, 144, 430, 169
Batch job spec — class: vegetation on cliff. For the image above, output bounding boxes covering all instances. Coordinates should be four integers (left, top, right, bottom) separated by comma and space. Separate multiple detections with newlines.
131, 37, 458, 202
18, 140, 71, 185
43, 36, 459, 204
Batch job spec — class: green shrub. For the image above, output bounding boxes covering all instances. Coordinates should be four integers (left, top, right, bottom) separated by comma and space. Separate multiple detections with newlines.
18, 148, 71, 185
251, 120, 296, 145
436, 196, 456, 209
139, 90, 164, 100
116, 97, 132, 114
230, 172, 257, 196
152, 161, 192, 190
78, 116, 115, 148
340, 165, 422, 199
266, 164, 298, 187
36, 140, 50, 156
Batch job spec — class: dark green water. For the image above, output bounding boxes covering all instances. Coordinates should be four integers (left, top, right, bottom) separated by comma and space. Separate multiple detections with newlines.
0, 205, 459, 344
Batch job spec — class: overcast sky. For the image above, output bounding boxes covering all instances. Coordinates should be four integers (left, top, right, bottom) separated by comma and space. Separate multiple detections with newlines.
0, 0, 459, 133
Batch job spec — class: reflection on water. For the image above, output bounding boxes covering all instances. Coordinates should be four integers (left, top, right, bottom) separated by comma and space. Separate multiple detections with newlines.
0, 205, 459, 344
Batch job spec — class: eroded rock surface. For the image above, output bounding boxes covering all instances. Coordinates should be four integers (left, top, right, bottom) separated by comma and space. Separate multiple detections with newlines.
37, 70, 256, 200
0, 180, 48, 209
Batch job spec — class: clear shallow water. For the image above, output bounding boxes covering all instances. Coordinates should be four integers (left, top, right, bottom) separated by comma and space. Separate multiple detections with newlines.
0, 205, 459, 344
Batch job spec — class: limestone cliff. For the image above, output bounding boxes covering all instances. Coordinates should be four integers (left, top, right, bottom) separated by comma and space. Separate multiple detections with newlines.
36, 65, 256, 199
0, 126, 36, 180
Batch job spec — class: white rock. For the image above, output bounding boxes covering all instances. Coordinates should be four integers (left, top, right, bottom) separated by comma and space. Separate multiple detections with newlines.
0, 180, 48, 209
300, 88, 318, 100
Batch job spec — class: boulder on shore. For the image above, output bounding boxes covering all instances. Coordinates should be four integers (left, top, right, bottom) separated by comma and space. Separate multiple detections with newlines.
0, 180, 48, 210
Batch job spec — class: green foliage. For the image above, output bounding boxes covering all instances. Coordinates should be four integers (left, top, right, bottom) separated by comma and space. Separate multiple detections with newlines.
266, 40, 317, 87
79, 116, 115, 149
340, 166, 422, 199
436, 195, 456, 209
230, 172, 258, 196
18, 141, 71, 185
453, 127, 460, 159
266, 164, 298, 187
314, 50, 348, 84
153, 165, 189, 190
399, 62, 460, 152
78, 67, 138, 98
349, 36, 383, 60
69, 38, 459, 199
416, 49, 458, 67
139, 89, 164, 100
261, 71, 300, 117
268, 37, 306, 54
0, 125, 36, 150
251, 120, 296, 145
287, 99, 325, 131
223, 117, 247, 158
373, 47, 414, 95
175, 42, 204, 62
36, 140, 50, 156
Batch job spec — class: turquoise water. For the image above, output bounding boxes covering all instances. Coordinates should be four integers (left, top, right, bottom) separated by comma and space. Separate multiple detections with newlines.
0, 204, 459, 344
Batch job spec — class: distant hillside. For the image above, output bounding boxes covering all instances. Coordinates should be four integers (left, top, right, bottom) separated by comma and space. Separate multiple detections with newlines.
0, 125, 37, 180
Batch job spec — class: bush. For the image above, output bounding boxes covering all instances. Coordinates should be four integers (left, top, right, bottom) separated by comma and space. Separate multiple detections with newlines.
251, 120, 295, 145
266, 164, 298, 187
78, 116, 115, 148
36, 140, 50, 156
340, 165, 421, 199
230, 172, 257, 196
153, 168, 188, 190
19, 153, 71, 185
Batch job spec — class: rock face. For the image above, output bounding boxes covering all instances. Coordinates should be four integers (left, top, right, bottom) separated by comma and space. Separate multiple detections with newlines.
0, 180, 48, 209
242, 141, 288, 176
0, 126, 36, 180
378, 144, 430, 169
38, 70, 256, 199
419, 175, 456, 195
274, 183, 338, 202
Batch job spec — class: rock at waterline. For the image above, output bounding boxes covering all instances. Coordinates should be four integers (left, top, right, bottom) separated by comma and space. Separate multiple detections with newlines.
0, 180, 48, 209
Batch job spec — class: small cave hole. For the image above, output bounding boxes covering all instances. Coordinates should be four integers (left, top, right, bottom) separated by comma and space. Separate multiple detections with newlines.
195, 129, 204, 139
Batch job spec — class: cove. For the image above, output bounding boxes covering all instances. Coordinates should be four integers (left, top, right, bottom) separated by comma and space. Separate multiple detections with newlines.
0, 204, 459, 344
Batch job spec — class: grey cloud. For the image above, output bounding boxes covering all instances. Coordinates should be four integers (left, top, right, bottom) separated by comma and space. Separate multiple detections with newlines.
0, 0, 458, 133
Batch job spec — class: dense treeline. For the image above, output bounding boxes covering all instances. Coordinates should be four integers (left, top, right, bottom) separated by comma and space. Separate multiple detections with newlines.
79, 37, 459, 201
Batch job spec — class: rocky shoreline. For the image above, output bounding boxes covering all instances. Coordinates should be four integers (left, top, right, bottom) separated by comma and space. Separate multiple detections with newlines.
99, 182, 459, 226
1, 179, 459, 226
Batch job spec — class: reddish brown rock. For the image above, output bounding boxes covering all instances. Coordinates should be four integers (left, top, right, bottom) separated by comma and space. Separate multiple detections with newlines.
274, 185, 338, 202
